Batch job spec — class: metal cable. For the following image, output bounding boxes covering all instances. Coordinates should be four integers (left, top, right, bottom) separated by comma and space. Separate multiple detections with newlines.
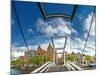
81, 8, 95, 55
12, 1, 32, 57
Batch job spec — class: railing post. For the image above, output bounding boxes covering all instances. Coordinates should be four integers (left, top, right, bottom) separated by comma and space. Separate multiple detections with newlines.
64, 50, 66, 65
53, 49, 55, 65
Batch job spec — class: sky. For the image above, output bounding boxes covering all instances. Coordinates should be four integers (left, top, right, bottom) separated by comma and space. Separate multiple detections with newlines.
11, 1, 96, 59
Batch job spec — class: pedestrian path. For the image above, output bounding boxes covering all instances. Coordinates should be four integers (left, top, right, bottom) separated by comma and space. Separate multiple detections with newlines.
47, 65, 68, 72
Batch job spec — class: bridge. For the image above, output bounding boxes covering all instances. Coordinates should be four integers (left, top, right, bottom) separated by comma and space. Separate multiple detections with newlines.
12, 1, 96, 74
31, 61, 83, 73
31, 36, 83, 73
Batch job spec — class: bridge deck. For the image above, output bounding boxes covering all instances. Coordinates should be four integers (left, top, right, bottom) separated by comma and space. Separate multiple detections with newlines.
47, 65, 68, 72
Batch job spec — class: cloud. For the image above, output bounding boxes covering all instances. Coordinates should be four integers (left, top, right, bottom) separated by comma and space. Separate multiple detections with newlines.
78, 11, 86, 21
83, 12, 96, 38
27, 28, 34, 33
67, 12, 96, 56
53, 38, 66, 48
36, 18, 78, 36
11, 45, 25, 60
71, 37, 84, 51
31, 12, 95, 56
11, 51, 24, 59
82, 12, 96, 55
11, 44, 38, 60
12, 12, 96, 57
70, 35, 95, 56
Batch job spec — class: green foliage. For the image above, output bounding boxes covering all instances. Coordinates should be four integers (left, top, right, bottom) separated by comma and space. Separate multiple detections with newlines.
84, 55, 92, 62
11, 60, 25, 67
28, 56, 42, 65
67, 55, 77, 62
33, 57, 42, 64
11, 60, 18, 66
43, 56, 50, 62
18, 60, 25, 65
28, 58, 34, 64
33, 56, 42, 65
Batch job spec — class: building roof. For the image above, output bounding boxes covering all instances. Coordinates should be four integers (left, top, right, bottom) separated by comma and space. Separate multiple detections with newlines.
37, 45, 46, 55
19, 56, 24, 60
46, 43, 53, 51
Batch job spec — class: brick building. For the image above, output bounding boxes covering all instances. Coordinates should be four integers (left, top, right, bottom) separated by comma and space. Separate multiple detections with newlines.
36, 45, 46, 61
46, 43, 54, 61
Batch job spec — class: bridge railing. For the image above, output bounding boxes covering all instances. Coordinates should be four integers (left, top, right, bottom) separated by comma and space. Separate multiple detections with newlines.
66, 62, 76, 71
67, 61, 83, 70
31, 61, 52, 73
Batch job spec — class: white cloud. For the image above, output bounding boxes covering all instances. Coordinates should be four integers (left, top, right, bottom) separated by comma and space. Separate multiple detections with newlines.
11, 51, 24, 59
36, 18, 47, 32
11, 43, 49, 59
40, 43, 49, 50
69, 36, 95, 56
28, 28, 34, 33
84, 12, 93, 31
12, 13, 96, 57
36, 18, 77, 36
82, 12, 96, 56
11, 45, 31, 60
71, 37, 84, 49
84, 12, 96, 38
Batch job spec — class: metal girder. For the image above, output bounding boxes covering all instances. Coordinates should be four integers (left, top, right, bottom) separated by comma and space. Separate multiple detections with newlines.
51, 36, 67, 49
51, 37, 55, 48
71, 5, 78, 20
56, 52, 64, 54
37, 2, 47, 20
55, 48, 65, 50
37, 2, 78, 20
51, 36, 67, 65
64, 37, 67, 49
46, 14, 71, 19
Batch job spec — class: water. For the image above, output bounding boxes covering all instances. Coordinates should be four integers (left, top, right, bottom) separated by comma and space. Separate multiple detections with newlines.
11, 67, 35, 75
80, 64, 96, 70
11, 69, 22, 75
11, 65, 96, 74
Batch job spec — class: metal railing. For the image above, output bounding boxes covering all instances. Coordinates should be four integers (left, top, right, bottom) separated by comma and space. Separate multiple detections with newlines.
31, 61, 52, 73
67, 61, 83, 70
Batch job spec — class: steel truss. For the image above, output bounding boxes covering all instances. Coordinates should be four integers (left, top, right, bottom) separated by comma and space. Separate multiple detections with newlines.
37, 2, 78, 20
51, 36, 67, 65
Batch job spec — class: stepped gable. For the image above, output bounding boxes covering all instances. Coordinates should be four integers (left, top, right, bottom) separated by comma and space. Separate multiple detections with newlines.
47, 43, 53, 51
37, 45, 46, 56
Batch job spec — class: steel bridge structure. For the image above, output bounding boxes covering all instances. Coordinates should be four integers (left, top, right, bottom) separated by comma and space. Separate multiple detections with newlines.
11, 1, 96, 73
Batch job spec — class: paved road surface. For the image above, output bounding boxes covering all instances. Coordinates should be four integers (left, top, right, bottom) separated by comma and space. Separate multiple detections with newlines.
47, 65, 68, 72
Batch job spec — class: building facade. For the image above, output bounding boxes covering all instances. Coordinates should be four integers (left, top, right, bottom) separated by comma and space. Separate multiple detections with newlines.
25, 50, 36, 58
36, 45, 46, 61
46, 43, 54, 61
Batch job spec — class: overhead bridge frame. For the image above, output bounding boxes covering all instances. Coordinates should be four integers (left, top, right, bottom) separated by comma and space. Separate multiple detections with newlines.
51, 36, 67, 65
37, 2, 78, 20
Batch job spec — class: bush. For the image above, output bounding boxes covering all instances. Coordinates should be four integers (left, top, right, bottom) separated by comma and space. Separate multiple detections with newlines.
28, 56, 42, 65
84, 55, 92, 63
11, 60, 17, 66
67, 55, 77, 62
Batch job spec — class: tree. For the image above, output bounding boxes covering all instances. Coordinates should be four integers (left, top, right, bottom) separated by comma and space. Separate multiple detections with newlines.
84, 55, 92, 64
18, 60, 25, 65
67, 55, 77, 62
28, 58, 34, 64
27, 56, 48, 68
43, 56, 50, 62
11, 59, 26, 69
11, 60, 18, 66
11, 60, 20, 67
33, 56, 42, 65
